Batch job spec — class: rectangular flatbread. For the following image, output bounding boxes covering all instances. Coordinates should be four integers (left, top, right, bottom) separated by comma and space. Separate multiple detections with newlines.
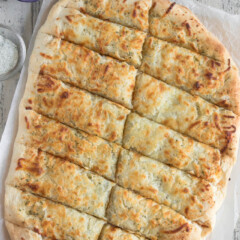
6, 144, 114, 219
141, 37, 240, 114
5, 186, 105, 240
30, 33, 137, 108
123, 113, 221, 183
67, 0, 152, 31
116, 149, 222, 227
133, 73, 240, 158
4, 1, 240, 239
40, 6, 147, 66
99, 224, 146, 240
16, 109, 120, 180
106, 186, 202, 240
23, 73, 130, 143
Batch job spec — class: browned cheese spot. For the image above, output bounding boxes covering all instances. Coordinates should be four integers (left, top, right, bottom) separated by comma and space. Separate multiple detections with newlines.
185, 206, 189, 215
40, 52, 53, 60
221, 125, 236, 153
205, 72, 213, 80
79, 7, 86, 14
165, 2, 176, 15
188, 120, 201, 130
33, 228, 40, 234
185, 22, 191, 36
223, 115, 235, 119
214, 114, 221, 131
163, 223, 189, 234
152, 2, 157, 9
194, 81, 203, 90
25, 183, 39, 192
61, 91, 69, 99
65, 15, 73, 23
132, 9, 137, 18
104, 64, 109, 74
25, 116, 30, 129
16, 157, 43, 176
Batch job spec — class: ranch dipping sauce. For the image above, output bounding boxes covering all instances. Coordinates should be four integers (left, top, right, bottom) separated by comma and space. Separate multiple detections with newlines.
0, 34, 18, 75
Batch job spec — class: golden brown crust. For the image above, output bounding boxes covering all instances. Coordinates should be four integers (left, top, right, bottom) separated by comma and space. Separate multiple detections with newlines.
5, 221, 43, 240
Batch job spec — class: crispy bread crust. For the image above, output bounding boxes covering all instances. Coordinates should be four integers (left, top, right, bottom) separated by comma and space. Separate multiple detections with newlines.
5, 221, 42, 240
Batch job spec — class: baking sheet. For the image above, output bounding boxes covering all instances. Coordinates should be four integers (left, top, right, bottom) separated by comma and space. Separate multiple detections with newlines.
0, 0, 240, 239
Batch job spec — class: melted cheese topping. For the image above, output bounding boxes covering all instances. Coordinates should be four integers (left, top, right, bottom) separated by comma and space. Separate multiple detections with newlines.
32, 33, 137, 108
123, 113, 221, 182
19, 110, 120, 180
41, 7, 147, 66
141, 37, 237, 111
117, 149, 218, 223
5, 186, 105, 240
67, 0, 152, 31
149, 0, 228, 62
26, 75, 130, 143
7, 147, 114, 219
106, 186, 202, 239
133, 73, 239, 156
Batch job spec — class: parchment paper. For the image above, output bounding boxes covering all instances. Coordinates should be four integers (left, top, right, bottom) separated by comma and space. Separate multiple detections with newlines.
0, 0, 239, 239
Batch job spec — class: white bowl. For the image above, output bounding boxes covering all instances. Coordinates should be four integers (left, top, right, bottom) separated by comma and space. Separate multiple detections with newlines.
0, 25, 26, 81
